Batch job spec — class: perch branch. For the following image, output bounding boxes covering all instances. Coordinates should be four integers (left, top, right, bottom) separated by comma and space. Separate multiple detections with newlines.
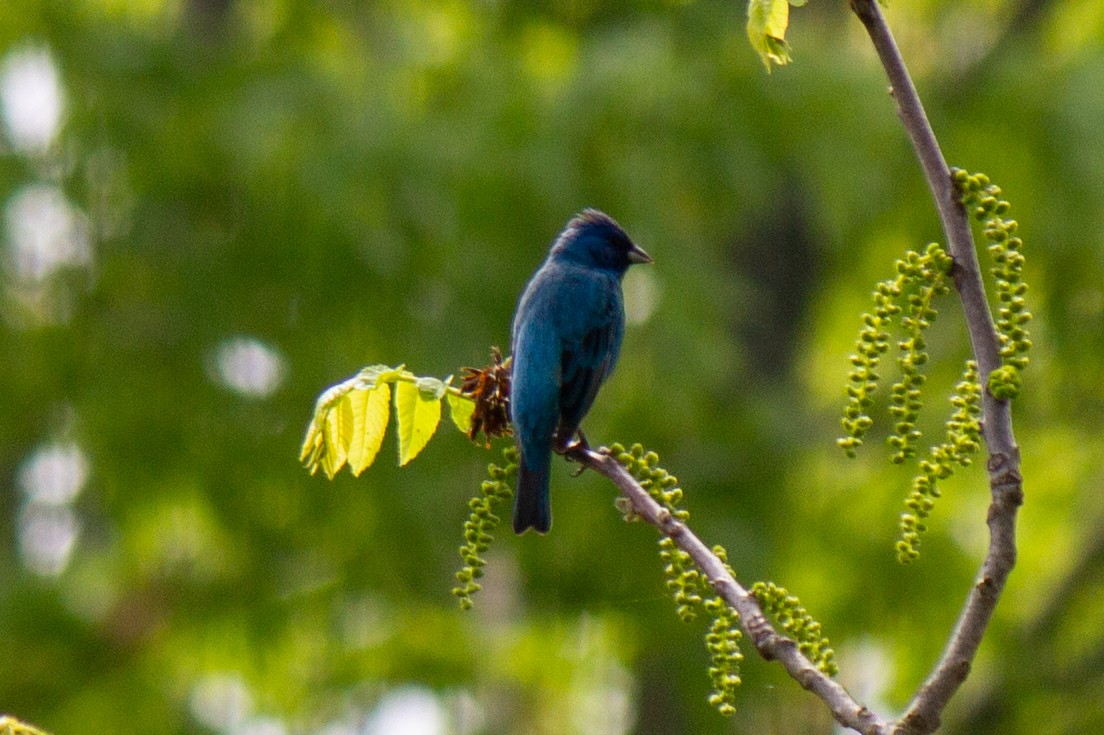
567, 445, 891, 735
849, 2, 1025, 733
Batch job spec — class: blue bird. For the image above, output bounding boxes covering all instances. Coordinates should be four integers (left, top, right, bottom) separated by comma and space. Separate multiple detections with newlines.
510, 209, 653, 534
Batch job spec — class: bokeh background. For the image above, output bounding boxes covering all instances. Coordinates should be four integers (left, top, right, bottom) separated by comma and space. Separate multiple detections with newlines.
2, 1, 1103, 733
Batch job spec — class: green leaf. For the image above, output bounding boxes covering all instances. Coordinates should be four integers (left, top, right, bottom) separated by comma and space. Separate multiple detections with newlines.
747, 0, 793, 71
346, 383, 392, 475
321, 393, 355, 479
300, 382, 348, 469
300, 365, 409, 477
447, 392, 475, 434
299, 420, 324, 472
395, 380, 442, 466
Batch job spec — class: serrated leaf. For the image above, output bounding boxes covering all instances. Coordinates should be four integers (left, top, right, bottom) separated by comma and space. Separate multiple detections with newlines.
395, 380, 442, 466
346, 383, 391, 476
300, 364, 438, 478
299, 415, 324, 469
320, 393, 356, 479
447, 392, 475, 434
747, 0, 793, 71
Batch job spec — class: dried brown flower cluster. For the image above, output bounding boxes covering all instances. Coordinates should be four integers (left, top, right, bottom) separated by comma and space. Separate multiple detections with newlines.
459, 347, 512, 445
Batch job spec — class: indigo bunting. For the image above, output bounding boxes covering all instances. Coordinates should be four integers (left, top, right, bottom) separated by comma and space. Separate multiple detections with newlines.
510, 210, 652, 534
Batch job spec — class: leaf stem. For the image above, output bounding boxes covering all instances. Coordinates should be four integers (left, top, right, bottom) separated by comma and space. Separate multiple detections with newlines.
385, 370, 469, 399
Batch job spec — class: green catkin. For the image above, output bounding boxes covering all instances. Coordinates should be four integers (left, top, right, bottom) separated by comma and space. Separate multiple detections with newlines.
952, 168, 1033, 390
750, 581, 839, 676
611, 443, 698, 619
838, 278, 898, 457
610, 444, 841, 713
888, 244, 953, 463
896, 360, 982, 563
453, 446, 516, 609
609, 444, 744, 715
839, 244, 951, 459
703, 545, 744, 716
840, 170, 1028, 562
659, 536, 703, 622
609, 442, 689, 521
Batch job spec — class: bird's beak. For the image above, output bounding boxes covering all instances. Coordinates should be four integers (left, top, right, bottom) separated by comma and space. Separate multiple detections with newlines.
628, 244, 653, 265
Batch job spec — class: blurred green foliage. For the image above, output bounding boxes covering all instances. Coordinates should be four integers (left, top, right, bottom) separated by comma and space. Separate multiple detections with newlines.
2, 1, 1103, 733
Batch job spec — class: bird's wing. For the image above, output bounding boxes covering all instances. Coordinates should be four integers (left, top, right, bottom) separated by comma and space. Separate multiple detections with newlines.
511, 315, 563, 450
558, 280, 623, 436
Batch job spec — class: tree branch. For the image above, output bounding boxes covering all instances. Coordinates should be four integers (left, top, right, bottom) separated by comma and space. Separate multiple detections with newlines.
848, 2, 1025, 733
567, 445, 891, 735
559, 8, 1025, 734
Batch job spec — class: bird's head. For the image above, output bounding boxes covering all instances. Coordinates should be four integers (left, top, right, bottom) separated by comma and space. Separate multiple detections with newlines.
551, 209, 653, 274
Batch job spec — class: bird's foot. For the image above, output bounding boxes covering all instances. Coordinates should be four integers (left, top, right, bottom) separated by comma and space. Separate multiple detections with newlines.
555, 428, 589, 454
556, 430, 591, 476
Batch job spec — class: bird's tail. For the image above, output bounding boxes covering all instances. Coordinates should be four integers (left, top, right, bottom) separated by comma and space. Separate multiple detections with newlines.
513, 452, 552, 534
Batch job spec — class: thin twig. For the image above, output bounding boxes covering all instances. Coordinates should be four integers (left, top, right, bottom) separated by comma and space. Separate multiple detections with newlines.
567, 445, 891, 735
848, 2, 1025, 733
